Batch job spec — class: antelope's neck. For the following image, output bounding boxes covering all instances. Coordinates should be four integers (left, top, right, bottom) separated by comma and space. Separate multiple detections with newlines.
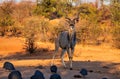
68, 28, 76, 41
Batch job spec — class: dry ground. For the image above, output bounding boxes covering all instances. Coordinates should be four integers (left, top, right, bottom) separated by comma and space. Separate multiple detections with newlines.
0, 37, 120, 79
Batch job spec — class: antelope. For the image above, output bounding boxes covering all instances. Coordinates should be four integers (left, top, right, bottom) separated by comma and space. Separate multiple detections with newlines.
51, 13, 79, 70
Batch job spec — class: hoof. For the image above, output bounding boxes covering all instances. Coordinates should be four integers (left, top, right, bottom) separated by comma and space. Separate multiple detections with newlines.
74, 75, 82, 78
64, 67, 67, 69
70, 68, 73, 70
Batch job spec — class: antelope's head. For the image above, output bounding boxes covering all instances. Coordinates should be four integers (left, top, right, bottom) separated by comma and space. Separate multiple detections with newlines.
65, 12, 80, 31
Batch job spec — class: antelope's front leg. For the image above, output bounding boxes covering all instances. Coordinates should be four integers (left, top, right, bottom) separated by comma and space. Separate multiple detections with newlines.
61, 49, 67, 68
66, 48, 72, 70
69, 48, 75, 70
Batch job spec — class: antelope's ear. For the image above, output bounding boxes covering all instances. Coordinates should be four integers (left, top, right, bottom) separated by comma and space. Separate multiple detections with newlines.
65, 17, 71, 23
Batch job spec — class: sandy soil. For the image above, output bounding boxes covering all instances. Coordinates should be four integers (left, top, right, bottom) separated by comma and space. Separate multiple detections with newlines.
0, 37, 120, 79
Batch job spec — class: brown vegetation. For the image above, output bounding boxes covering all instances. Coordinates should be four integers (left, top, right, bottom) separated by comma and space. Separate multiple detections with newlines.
0, 0, 120, 49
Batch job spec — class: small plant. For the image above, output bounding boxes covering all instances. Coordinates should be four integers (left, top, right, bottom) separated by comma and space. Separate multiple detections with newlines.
24, 33, 37, 54
23, 17, 39, 54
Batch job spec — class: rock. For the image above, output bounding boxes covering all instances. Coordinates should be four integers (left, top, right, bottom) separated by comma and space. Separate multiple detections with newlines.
3, 62, 15, 71
8, 70, 22, 79
31, 70, 45, 79
50, 73, 61, 79
50, 65, 57, 73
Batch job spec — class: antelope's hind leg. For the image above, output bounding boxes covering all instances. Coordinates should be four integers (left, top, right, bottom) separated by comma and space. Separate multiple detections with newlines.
61, 49, 67, 68
51, 38, 59, 66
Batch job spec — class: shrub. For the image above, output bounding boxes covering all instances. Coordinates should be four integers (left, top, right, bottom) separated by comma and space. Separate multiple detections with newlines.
23, 17, 40, 54
112, 25, 120, 48
111, 3, 120, 48
39, 17, 49, 42
0, 1, 14, 36
49, 18, 67, 42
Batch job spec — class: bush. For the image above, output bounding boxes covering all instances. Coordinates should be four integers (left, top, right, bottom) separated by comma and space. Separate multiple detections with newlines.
23, 17, 40, 54
34, 0, 72, 19
24, 33, 37, 54
39, 17, 49, 42
49, 18, 67, 42
0, 1, 15, 36
112, 26, 120, 48
111, 3, 120, 48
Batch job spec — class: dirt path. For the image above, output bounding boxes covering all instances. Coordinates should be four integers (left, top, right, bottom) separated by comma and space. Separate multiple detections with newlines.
0, 37, 120, 79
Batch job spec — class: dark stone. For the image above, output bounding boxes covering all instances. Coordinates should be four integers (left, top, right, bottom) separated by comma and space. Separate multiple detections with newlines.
50, 65, 57, 73
80, 68, 88, 77
89, 70, 94, 73
73, 75, 82, 78
31, 70, 45, 79
8, 70, 22, 79
3, 62, 15, 71
50, 74, 61, 79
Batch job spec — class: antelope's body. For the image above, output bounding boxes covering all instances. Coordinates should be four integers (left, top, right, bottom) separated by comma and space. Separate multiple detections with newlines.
52, 14, 79, 70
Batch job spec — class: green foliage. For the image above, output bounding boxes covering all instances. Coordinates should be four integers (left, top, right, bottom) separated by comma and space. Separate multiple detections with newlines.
0, 17, 14, 27
34, 0, 57, 18
0, 1, 14, 26
111, 3, 120, 48
0, 16, 14, 36
112, 25, 120, 48
77, 4, 103, 44
111, 0, 120, 4
0, 1, 15, 36
33, 0, 72, 19
79, 4, 92, 16
110, 3, 120, 25
33, 5, 42, 15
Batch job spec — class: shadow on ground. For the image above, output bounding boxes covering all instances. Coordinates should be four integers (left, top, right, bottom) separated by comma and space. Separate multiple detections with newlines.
0, 60, 120, 79
0, 48, 59, 60
0, 47, 120, 79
